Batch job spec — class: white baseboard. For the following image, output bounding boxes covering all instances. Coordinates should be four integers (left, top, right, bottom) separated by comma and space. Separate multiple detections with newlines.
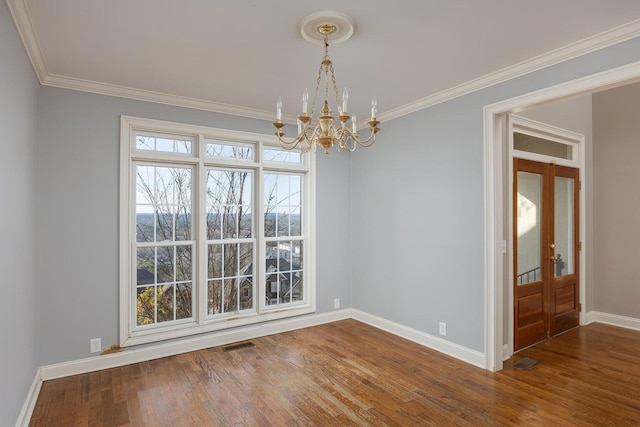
36, 310, 640, 382
25, 308, 488, 425
502, 344, 511, 361
585, 311, 640, 331
351, 309, 486, 369
14, 368, 42, 427
41, 309, 352, 380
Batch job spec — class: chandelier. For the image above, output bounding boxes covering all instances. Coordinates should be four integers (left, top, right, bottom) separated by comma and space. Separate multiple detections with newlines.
273, 16, 379, 154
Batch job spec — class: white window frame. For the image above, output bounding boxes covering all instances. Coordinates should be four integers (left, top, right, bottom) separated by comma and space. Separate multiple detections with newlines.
119, 116, 316, 347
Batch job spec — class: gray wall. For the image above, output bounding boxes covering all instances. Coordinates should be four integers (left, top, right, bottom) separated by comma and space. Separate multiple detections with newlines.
351, 38, 640, 352
593, 82, 640, 318
36, 87, 352, 365
5, 4, 640, 422
0, 2, 40, 423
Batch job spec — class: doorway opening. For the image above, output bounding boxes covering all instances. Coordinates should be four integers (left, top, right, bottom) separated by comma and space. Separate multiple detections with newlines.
483, 60, 640, 372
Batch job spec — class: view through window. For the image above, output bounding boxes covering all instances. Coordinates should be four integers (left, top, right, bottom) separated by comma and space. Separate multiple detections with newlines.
120, 117, 314, 346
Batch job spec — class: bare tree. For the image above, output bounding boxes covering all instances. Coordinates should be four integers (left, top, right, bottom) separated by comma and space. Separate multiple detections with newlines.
135, 165, 193, 325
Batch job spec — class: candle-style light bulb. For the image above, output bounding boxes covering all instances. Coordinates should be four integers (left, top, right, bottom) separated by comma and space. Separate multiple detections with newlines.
351, 114, 357, 134
371, 95, 377, 119
276, 97, 282, 121
342, 87, 349, 114
302, 89, 309, 114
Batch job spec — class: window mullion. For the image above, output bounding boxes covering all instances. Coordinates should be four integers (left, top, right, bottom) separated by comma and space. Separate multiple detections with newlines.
256, 141, 266, 314
197, 134, 207, 325
121, 117, 313, 347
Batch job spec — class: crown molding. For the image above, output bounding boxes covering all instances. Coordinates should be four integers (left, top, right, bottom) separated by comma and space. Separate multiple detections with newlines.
5, 0, 48, 83
43, 73, 279, 122
7, 0, 640, 123
378, 18, 640, 123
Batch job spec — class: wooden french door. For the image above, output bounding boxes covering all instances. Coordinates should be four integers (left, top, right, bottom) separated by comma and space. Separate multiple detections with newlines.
514, 158, 580, 351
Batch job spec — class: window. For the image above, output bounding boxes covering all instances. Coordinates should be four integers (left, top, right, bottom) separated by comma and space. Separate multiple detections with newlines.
120, 117, 315, 346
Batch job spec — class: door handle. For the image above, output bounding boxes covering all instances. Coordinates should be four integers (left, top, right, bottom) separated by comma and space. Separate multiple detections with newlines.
550, 255, 558, 263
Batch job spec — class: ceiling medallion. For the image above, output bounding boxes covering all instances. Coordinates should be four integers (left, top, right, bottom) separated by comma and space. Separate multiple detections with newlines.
273, 12, 379, 154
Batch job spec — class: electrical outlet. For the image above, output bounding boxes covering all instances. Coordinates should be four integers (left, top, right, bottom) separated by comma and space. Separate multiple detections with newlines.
90, 338, 101, 353
439, 322, 447, 336
333, 298, 340, 309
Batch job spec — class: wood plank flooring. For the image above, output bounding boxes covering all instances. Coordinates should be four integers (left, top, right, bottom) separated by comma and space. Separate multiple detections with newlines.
30, 320, 640, 426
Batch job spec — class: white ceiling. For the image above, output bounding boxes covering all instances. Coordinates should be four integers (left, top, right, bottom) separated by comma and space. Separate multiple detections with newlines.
9, 0, 640, 122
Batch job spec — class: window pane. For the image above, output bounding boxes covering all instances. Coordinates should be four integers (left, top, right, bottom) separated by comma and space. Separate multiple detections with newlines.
136, 286, 156, 326
135, 134, 193, 154
223, 208, 238, 239
135, 243, 193, 326
293, 272, 303, 302
136, 165, 192, 242
157, 246, 174, 284
207, 242, 254, 316
239, 206, 252, 238
265, 240, 303, 306
176, 245, 192, 282
514, 132, 572, 160
207, 169, 253, 240
264, 174, 302, 238
239, 242, 253, 275
176, 283, 192, 320
554, 177, 575, 278
206, 140, 254, 160
208, 279, 222, 315
225, 278, 239, 312
517, 171, 542, 285
136, 247, 155, 286
240, 279, 252, 310
224, 243, 239, 277
156, 285, 174, 323
263, 148, 302, 164
208, 244, 223, 279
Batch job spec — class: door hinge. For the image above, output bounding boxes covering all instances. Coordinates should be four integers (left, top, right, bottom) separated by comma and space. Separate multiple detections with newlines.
578, 180, 582, 190
579, 241, 582, 251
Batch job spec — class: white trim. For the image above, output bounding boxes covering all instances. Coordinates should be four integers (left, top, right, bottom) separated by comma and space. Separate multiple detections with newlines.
502, 345, 510, 362
509, 115, 584, 167
352, 310, 486, 369
14, 368, 42, 427
120, 116, 315, 346
379, 19, 640, 123
6, 0, 640, 122
21, 310, 640, 424
484, 60, 640, 372
42, 309, 351, 381
484, 109, 506, 371
45, 74, 279, 122
5, 0, 48, 83
42, 309, 488, 381
585, 311, 640, 331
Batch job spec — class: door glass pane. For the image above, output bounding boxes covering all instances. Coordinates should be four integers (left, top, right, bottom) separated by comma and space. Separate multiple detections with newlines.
554, 177, 574, 277
514, 132, 573, 160
517, 171, 542, 285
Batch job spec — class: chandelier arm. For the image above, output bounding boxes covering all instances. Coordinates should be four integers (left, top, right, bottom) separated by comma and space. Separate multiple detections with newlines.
273, 20, 380, 154
352, 127, 378, 146
276, 133, 304, 149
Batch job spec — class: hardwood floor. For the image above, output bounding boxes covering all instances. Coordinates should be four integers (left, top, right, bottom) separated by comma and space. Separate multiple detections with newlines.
30, 320, 640, 426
